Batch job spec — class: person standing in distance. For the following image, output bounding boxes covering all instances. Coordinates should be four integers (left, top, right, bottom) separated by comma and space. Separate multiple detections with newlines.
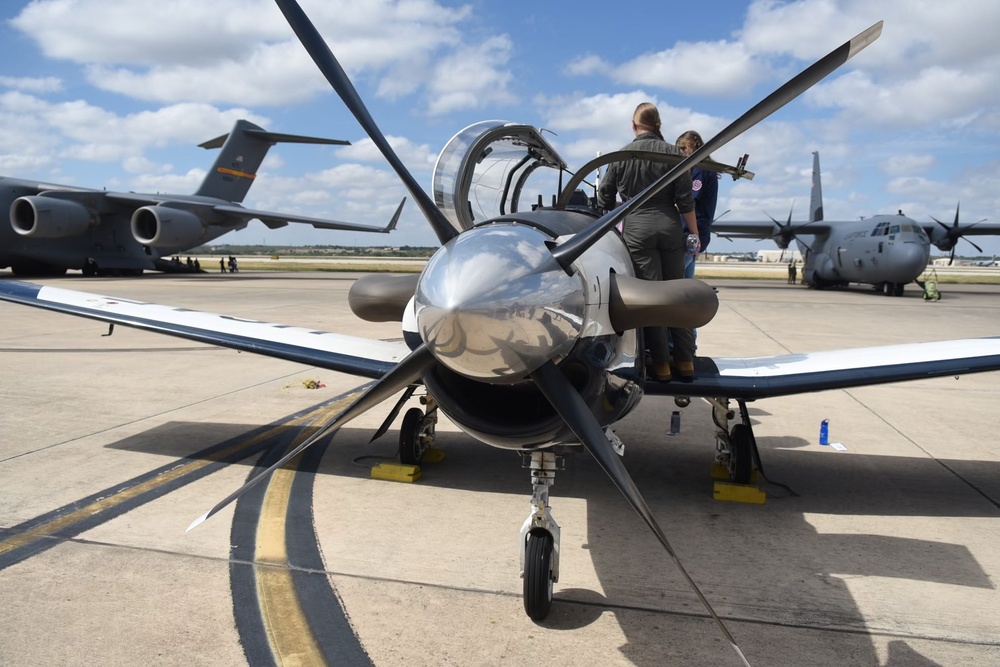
676, 130, 718, 280
598, 103, 699, 382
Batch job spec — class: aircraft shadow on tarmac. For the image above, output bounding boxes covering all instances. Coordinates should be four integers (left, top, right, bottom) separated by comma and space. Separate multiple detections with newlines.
102, 414, 997, 667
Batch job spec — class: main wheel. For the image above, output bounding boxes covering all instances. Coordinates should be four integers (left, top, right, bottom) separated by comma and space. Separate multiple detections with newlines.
523, 530, 554, 621
399, 407, 425, 465
728, 423, 753, 485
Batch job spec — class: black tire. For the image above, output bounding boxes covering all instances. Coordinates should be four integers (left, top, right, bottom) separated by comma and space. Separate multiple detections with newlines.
728, 423, 753, 485
523, 530, 554, 621
893, 283, 904, 297
399, 407, 424, 465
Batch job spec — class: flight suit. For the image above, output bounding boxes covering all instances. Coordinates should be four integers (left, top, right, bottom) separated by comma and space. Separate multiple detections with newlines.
597, 132, 697, 371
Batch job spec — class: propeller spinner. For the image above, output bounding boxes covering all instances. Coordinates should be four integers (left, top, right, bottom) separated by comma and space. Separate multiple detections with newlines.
416, 225, 585, 381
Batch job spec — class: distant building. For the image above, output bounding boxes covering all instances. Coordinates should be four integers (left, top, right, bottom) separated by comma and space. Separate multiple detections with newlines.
755, 249, 804, 263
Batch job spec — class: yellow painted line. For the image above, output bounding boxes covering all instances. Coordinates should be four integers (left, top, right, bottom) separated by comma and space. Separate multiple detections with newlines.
0, 394, 359, 556
253, 399, 353, 666
217, 166, 257, 180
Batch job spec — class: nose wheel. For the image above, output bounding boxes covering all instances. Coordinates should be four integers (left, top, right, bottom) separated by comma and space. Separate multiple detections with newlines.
520, 451, 561, 621
523, 530, 554, 620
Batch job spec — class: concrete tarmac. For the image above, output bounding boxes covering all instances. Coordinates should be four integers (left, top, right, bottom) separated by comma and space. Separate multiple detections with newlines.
1, 272, 998, 666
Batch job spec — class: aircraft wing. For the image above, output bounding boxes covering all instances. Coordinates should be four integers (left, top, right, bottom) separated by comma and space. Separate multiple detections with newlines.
212, 197, 403, 233
710, 220, 832, 240
0, 281, 407, 379
645, 339, 1000, 400
4, 280, 999, 407
103, 192, 404, 233
919, 220, 1000, 244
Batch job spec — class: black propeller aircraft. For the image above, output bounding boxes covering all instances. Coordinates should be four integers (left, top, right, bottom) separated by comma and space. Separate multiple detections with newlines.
713, 152, 1000, 295
0, 119, 402, 277
4, 4, 1000, 664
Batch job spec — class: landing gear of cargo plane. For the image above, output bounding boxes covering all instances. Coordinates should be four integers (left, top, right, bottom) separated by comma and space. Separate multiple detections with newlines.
398, 396, 438, 465
520, 451, 562, 621
877, 281, 905, 297
708, 398, 758, 485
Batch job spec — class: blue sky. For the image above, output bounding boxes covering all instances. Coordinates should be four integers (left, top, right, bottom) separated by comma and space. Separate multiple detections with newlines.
2, 0, 999, 256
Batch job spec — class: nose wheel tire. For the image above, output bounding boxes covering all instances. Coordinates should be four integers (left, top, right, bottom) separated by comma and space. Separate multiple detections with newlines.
523, 529, 554, 621
399, 407, 427, 465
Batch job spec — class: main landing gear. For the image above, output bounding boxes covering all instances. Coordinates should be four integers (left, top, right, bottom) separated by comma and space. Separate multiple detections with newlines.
876, 281, 905, 297
706, 397, 759, 485
370, 387, 439, 465
398, 396, 438, 465
519, 451, 562, 621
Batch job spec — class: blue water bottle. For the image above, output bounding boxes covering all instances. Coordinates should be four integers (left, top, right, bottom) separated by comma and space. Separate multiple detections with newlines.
819, 419, 829, 445
668, 411, 681, 436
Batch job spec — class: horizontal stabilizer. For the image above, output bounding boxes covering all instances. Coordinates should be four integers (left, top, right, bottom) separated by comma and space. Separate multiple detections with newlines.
198, 128, 349, 149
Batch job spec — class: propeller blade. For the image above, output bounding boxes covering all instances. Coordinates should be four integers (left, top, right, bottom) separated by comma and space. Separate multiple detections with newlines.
965, 237, 984, 253
273, 0, 459, 246
931, 215, 950, 232
530, 361, 751, 667
187, 344, 436, 531
550, 21, 883, 272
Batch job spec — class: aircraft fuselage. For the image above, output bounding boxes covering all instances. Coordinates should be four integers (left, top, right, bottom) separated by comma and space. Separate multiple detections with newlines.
801, 213, 931, 290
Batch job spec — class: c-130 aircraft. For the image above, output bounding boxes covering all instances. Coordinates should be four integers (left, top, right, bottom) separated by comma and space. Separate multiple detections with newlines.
712, 152, 1000, 296
0, 119, 401, 277
3, 5, 1000, 665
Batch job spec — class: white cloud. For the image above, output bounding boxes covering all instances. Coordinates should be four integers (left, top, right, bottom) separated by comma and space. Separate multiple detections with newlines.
807, 67, 997, 127
426, 35, 515, 115
879, 154, 935, 175
335, 136, 436, 171
0, 75, 62, 92
563, 54, 610, 78
612, 40, 768, 97
10, 0, 505, 113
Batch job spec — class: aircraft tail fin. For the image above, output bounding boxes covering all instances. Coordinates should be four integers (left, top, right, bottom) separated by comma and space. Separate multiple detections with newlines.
194, 120, 349, 203
809, 151, 823, 222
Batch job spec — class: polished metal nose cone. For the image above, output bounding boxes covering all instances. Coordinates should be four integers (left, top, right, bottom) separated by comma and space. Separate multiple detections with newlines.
415, 225, 585, 381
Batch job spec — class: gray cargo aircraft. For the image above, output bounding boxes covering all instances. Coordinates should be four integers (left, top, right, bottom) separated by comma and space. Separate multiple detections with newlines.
712, 152, 1000, 295
4, 6, 1000, 664
0, 119, 401, 277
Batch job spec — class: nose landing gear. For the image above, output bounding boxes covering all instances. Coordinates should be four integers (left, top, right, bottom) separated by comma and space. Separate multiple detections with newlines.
519, 451, 562, 621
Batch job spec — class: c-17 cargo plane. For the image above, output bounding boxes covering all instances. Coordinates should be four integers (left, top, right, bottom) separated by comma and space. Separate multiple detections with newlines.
712, 152, 1000, 295
0, 119, 402, 277
2, 6, 1000, 665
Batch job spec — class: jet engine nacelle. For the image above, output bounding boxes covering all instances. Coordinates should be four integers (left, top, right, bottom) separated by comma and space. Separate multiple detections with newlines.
131, 206, 206, 248
10, 196, 93, 238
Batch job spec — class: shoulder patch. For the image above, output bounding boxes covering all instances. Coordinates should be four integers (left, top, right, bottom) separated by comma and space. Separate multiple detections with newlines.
692, 178, 703, 192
